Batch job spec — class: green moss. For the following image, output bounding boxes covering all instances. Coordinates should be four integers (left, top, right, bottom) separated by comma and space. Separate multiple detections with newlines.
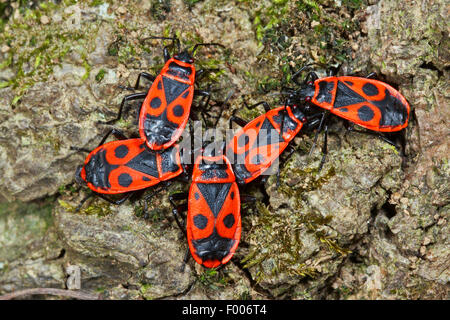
58, 198, 112, 217
89, 0, 104, 7
140, 283, 153, 295
241, 201, 320, 280
1, 1, 101, 105
278, 165, 336, 202
198, 268, 229, 290
95, 68, 106, 82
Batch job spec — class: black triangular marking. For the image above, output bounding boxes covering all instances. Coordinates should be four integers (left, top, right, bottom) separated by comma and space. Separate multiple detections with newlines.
197, 183, 232, 218
162, 76, 189, 106
334, 81, 367, 108
125, 150, 159, 178
251, 118, 284, 149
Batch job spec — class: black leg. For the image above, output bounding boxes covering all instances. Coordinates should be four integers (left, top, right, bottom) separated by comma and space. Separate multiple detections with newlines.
229, 115, 248, 130
143, 181, 172, 203
179, 247, 191, 272
72, 128, 128, 153
308, 111, 328, 157
318, 124, 328, 172
169, 192, 189, 205
70, 147, 91, 153
241, 194, 256, 203
140, 36, 179, 62
194, 89, 210, 98
195, 68, 220, 83
98, 92, 147, 125
75, 193, 94, 212
366, 72, 377, 79
242, 99, 271, 112
96, 128, 128, 148
348, 127, 399, 148
96, 191, 134, 205
163, 46, 171, 62
134, 72, 156, 90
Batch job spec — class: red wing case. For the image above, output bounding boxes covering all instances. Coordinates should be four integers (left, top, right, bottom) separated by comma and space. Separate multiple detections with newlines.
226, 106, 304, 184
187, 155, 241, 268
312, 76, 410, 132
80, 139, 182, 194
139, 58, 195, 150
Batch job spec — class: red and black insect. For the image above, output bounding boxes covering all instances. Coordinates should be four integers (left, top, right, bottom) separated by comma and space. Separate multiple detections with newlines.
101, 36, 224, 151
73, 129, 183, 206
287, 68, 410, 133
170, 153, 241, 268
278, 66, 414, 168
225, 102, 318, 184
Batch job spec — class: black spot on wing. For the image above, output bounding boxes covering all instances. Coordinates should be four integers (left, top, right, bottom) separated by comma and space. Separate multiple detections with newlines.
118, 173, 132, 187
150, 97, 161, 109
358, 105, 375, 122
362, 82, 379, 96
162, 76, 190, 106
223, 214, 235, 228
114, 145, 129, 158
197, 183, 232, 218
173, 105, 184, 117
194, 214, 208, 230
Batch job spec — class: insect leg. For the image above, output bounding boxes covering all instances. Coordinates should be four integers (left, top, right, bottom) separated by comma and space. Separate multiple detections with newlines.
229, 115, 248, 130
348, 127, 399, 149
243, 98, 271, 112
195, 68, 221, 83
133, 72, 156, 90
98, 92, 147, 125
318, 124, 328, 172
95, 191, 134, 205
75, 193, 94, 212
308, 111, 328, 157
96, 128, 129, 148
169, 192, 189, 206
172, 204, 188, 236
241, 194, 256, 204
70, 146, 92, 153
71, 128, 128, 155
169, 192, 188, 227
